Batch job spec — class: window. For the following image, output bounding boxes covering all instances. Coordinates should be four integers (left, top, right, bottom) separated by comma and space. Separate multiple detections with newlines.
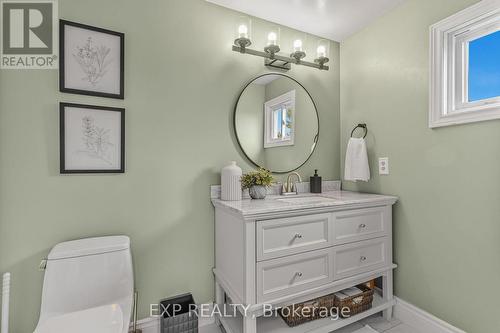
264, 90, 295, 148
468, 30, 500, 101
271, 107, 292, 140
430, 1, 500, 127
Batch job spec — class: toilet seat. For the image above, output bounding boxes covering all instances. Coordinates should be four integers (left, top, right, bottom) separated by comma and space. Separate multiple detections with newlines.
34, 304, 124, 333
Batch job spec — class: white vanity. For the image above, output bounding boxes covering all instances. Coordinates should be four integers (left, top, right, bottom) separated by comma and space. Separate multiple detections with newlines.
211, 187, 397, 333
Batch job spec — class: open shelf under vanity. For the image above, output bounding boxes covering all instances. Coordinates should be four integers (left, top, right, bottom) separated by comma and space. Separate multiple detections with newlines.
218, 290, 395, 333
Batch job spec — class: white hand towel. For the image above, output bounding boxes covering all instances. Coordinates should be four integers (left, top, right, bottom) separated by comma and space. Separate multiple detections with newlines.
344, 138, 370, 182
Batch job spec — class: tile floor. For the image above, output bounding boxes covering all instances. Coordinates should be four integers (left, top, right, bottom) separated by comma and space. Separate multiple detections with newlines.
201, 314, 420, 333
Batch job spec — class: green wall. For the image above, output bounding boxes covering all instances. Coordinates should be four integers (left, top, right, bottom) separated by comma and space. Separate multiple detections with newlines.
0, 1, 340, 332
340, 0, 500, 332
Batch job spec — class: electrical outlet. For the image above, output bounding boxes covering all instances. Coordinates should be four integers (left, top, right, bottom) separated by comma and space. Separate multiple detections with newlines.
379, 157, 389, 175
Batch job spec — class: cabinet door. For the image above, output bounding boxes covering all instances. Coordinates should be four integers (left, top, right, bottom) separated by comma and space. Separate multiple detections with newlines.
257, 213, 333, 261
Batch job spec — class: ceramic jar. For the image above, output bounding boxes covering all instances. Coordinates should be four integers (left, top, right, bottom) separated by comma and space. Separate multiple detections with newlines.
221, 161, 242, 201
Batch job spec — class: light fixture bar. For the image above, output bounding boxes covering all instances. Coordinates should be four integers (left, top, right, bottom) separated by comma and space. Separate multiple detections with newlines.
265, 58, 291, 70
232, 45, 329, 71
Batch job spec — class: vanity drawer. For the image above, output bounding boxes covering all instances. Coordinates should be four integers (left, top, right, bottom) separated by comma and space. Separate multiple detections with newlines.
256, 248, 333, 303
333, 237, 389, 280
332, 207, 389, 245
257, 213, 333, 261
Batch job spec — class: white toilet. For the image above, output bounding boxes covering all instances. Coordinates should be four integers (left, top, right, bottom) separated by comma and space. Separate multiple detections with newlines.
34, 236, 134, 333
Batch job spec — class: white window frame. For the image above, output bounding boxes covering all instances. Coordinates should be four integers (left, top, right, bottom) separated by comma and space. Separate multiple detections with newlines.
430, 0, 500, 128
264, 90, 295, 148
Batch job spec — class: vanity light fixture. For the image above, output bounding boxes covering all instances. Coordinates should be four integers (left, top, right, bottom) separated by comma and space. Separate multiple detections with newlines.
290, 39, 306, 61
235, 24, 251, 48
264, 32, 280, 55
232, 22, 329, 71
315, 44, 329, 68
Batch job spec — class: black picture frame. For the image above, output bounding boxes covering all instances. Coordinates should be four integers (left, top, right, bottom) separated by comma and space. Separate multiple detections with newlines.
59, 20, 124, 99
60, 102, 125, 174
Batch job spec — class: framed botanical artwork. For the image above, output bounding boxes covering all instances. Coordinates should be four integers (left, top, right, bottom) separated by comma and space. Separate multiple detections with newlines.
60, 103, 125, 174
59, 20, 124, 99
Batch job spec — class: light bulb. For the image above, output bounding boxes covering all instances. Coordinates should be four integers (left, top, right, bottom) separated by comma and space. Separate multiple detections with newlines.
238, 24, 248, 38
293, 39, 303, 52
317, 45, 326, 58
267, 32, 277, 45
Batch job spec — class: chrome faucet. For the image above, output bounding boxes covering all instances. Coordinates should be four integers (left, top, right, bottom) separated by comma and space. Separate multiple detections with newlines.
283, 172, 302, 195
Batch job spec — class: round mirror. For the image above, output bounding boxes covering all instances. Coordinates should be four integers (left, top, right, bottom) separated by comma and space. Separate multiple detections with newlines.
234, 74, 319, 174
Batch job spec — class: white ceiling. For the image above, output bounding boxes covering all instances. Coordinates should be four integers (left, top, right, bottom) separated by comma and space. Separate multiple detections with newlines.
206, 0, 406, 42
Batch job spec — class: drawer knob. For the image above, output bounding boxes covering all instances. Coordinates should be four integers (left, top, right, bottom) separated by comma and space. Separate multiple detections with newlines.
294, 233, 303, 239
295, 272, 303, 277
359, 224, 367, 229
360, 256, 367, 261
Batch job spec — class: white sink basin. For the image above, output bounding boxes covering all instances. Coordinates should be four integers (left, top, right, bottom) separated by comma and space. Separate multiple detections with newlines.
277, 196, 337, 204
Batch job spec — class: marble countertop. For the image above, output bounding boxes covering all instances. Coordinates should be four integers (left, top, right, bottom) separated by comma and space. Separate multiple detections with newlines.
212, 190, 398, 220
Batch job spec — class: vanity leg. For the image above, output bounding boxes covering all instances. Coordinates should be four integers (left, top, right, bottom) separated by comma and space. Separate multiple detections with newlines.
382, 270, 394, 321
243, 314, 257, 333
214, 281, 224, 327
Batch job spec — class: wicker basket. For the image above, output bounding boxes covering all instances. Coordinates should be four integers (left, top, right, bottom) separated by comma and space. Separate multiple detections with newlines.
279, 294, 336, 327
279, 284, 375, 326
333, 284, 374, 318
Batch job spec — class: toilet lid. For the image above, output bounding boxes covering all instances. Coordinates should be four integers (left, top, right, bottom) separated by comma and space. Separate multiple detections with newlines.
34, 304, 124, 333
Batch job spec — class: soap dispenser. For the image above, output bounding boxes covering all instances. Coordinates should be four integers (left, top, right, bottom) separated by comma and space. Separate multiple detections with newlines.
310, 169, 322, 193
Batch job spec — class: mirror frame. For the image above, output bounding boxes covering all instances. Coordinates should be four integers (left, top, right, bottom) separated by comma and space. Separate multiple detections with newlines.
233, 73, 320, 174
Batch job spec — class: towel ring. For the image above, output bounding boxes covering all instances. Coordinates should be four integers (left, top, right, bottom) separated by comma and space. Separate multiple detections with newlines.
351, 123, 368, 139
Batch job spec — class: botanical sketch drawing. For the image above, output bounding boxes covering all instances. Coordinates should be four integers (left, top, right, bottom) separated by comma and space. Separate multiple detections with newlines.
73, 37, 112, 86
77, 115, 114, 165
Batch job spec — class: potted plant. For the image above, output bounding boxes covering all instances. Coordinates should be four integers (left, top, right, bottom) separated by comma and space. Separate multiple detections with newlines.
241, 168, 274, 199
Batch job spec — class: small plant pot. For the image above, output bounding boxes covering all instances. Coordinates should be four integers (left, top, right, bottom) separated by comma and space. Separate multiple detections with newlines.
249, 185, 267, 199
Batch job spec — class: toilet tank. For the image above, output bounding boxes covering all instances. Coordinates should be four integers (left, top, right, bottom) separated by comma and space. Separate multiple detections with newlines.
39, 236, 133, 320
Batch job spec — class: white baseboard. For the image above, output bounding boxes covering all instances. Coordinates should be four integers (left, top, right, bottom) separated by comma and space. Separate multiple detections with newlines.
132, 303, 216, 333
394, 297, 467, 333
133, 316, 159, 333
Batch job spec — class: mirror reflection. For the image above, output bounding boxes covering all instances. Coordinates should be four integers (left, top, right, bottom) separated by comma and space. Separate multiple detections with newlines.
234, 74, 319, 173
